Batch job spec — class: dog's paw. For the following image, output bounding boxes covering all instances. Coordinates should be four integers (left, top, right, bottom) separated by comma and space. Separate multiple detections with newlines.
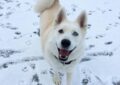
49, 69, 63, 85
52, 74, 61, 85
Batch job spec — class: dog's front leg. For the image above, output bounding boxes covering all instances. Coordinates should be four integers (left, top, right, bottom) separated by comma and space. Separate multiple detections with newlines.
52, 71, 62, 85
67, 72, 73, 85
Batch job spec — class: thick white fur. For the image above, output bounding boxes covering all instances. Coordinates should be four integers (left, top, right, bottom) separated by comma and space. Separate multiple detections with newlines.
34, 0, 55, 13
35, 0, 87, 85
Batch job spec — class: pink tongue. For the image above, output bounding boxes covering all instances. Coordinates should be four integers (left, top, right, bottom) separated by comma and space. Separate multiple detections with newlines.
59, 49, 70, 56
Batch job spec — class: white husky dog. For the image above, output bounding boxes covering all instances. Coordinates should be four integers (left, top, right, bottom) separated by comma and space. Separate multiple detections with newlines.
35, 0, 87, 85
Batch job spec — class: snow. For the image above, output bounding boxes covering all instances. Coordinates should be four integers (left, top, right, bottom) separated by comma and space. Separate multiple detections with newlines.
0, 0, 120, 85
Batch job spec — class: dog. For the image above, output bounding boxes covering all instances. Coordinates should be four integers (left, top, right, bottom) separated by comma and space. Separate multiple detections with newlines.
35, 0, 87, 85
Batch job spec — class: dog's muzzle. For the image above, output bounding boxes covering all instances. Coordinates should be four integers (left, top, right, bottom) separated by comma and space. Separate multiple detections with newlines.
53, 46, 76, 65
58, 48, 73, 61
58, 46, 76, 60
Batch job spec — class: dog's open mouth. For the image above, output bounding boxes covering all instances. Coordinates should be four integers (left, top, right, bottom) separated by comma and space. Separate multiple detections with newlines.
58, 47, 75, 61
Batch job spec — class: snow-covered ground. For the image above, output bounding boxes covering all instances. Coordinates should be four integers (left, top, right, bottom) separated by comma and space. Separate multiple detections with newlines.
0, 0, 120, 85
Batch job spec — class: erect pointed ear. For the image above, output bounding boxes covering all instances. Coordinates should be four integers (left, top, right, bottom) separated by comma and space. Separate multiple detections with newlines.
55, 8, 66, 24
76, 11, 87, 28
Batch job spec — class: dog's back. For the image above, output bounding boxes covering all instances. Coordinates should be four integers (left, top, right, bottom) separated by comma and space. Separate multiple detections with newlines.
35, 0, 61, 35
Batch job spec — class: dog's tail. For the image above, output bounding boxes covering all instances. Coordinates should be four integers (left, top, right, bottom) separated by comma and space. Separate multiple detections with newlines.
35, 0, 61, 34
35, 0, 60, 14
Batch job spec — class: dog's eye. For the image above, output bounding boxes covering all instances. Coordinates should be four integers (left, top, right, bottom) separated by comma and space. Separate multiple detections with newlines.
58, 29, 64, 34
72, 31, 79, 36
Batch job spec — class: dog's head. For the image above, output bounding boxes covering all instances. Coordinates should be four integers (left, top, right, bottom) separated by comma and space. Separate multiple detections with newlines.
49, 9, 87, 63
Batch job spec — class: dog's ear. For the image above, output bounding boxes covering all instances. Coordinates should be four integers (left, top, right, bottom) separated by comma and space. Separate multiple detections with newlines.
76, 11, 87, 29
55, 9, 66, 24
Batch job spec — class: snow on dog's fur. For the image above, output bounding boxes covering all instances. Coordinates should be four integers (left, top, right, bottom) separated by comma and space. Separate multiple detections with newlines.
35, 0, 87, 85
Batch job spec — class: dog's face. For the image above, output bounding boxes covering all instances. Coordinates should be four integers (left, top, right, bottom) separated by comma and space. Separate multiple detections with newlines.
48, 9, 87, 63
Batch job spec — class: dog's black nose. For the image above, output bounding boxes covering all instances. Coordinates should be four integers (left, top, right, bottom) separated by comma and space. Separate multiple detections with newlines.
61, 39, 71, 48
